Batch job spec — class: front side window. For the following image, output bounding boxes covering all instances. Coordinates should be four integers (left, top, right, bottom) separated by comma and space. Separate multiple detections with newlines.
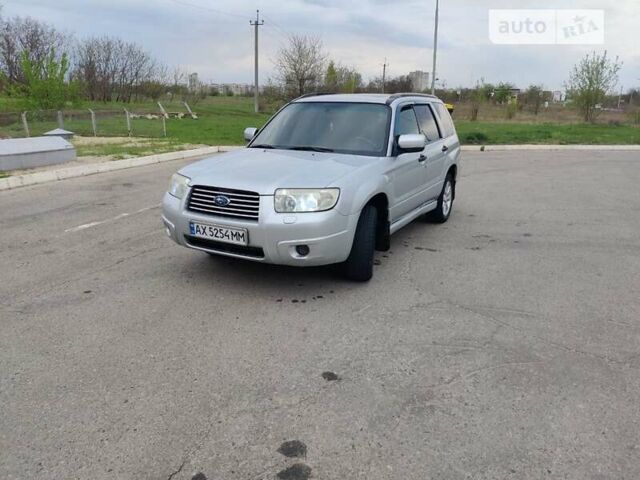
250, 102, 391, 157
394, 106, 420, 137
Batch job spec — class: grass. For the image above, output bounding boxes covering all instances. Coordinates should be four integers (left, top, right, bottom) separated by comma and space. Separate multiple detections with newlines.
456, 121, 640, 145
73, 138, 191, 159
0, 172, 9, 178
1, 97, 638, 160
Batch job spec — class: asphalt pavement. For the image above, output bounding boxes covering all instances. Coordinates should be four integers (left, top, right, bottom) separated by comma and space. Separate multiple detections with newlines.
1, 150, 639, 480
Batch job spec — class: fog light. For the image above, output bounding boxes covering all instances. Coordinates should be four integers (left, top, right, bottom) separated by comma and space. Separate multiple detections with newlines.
165, 227, 172, 237
295, 245, 310, 256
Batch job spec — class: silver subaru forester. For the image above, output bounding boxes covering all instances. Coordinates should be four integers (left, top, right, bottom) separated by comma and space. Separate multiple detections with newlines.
162, 93, 461, 281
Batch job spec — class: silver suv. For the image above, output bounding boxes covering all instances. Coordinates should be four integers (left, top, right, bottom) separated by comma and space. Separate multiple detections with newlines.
162, 93, 460, 281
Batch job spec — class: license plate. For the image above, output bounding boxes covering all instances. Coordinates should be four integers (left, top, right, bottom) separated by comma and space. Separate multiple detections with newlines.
189, 221, 248, 246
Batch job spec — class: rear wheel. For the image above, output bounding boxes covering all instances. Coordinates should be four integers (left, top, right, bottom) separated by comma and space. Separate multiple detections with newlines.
342, 205, 377, 282
427, 173, 454, 223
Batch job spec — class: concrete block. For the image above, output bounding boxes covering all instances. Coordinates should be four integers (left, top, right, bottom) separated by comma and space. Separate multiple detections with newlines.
0, 137, 76, 171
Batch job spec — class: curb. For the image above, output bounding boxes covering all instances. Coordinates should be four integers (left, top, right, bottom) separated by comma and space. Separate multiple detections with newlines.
461, 144, 640, 152
0, 146, 241, 191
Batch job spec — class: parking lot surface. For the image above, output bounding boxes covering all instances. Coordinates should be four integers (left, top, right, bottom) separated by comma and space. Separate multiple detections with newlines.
1, 150, 639, 480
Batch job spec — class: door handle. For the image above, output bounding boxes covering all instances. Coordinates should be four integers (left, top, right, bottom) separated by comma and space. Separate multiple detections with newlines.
418, 154, 427, 163
441, 145, 449, 153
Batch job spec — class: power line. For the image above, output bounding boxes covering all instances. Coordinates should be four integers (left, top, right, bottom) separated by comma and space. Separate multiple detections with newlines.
164, 0, 247, 20
261, 14, 291, 39
261, 24, 289, 44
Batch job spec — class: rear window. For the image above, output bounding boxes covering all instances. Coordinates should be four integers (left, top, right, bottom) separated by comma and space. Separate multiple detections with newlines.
414, 104, 441, 142
432, 103, 456, 138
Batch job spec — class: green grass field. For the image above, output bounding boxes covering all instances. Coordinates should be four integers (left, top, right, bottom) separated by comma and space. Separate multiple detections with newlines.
455, 121, 640, 145
1, 96, 638, 161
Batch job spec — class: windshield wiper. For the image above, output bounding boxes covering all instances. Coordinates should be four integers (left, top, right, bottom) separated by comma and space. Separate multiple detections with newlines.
249, 144, 277, 149
286, 145, 335, 153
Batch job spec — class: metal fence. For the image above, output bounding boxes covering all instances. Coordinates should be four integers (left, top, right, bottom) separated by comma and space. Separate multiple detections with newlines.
0, 102, 197, 140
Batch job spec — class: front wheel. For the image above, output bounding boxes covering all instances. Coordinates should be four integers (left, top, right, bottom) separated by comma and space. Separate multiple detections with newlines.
342, 205, 377, 282
427, 174, 454, 224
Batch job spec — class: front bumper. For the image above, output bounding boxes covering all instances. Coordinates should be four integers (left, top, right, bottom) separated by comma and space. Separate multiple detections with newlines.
162, 192, 359, 266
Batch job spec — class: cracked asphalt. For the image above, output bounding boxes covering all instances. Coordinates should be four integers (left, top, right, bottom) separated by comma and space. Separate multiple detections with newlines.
1, 150, 639, 480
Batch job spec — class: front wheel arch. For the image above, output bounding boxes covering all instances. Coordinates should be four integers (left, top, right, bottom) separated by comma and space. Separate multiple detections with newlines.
362, 193, 390, 251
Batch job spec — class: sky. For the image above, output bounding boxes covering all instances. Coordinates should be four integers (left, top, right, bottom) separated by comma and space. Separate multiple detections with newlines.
2, 0, 639, 91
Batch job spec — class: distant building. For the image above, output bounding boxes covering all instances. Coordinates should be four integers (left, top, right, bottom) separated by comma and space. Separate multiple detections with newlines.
188, 73, 200, 92
553, 91, 564, 103
408, 71, 430, 92
210, 83, 255, 96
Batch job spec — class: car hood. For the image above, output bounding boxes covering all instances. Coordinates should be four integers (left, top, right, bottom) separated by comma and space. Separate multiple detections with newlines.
179, 148, 375, 195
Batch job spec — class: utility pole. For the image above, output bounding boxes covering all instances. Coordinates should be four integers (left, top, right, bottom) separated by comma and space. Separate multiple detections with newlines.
430, 0, 439, 95
381, 58, 388, 93
250, 10, 264, 113
617, 85, 623, 110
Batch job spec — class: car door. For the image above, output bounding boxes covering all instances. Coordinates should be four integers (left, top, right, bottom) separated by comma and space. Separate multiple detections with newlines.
414, 103, 447, 201
388, 104, 430, 221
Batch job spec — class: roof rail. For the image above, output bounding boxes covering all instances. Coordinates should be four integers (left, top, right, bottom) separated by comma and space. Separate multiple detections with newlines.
385, 93, 437, 105
293, 92, 337, 101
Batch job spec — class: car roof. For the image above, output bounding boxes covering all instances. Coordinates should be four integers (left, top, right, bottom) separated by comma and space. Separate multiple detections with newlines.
293, 93, 443, 106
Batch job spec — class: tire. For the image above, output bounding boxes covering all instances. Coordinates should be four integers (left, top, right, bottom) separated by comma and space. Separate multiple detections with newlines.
342, 205, 377, 282
427, 173, 454, 224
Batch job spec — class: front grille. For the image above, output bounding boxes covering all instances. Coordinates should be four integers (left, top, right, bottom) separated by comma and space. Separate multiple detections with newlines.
187, 186, 260, 221
185, 235, 265, 259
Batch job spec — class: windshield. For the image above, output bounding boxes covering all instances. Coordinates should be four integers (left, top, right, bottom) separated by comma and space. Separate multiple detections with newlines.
250, 102, 391, 157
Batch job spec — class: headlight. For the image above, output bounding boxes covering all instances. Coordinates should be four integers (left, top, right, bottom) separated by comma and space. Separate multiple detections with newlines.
168, 173, 190, 199
274, 188, 340, 213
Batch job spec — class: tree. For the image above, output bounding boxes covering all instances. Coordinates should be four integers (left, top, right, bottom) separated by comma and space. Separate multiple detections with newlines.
470, 79, 493, 121
275, 34, 326, 97
74, 37, 161, 102
323, 60, 362, 93
14, 48, 77, 109
522, 85, 551, 115
382, 75, 412, 94
566, 51, 622, 122
324, 61, 338, 91
0, 15, 69, 84
494, 82, 515, 104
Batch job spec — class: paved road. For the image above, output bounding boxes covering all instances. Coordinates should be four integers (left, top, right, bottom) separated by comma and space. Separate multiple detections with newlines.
1, 151, 639, 480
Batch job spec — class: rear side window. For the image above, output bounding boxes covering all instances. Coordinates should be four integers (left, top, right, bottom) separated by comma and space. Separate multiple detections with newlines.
395, 106, 420, 136
432, 103, 456, 138
414, 105, 441, 142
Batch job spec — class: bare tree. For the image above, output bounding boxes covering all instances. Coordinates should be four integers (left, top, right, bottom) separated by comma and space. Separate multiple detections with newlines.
171, 66, 187, 88
0, 15, 70, 84
566, 51, 622, 123
275, 35, 326, 97
74, 37, 161, 102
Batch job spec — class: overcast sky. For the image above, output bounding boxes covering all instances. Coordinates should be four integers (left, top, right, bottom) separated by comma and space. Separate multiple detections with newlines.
3, 0, 639, 91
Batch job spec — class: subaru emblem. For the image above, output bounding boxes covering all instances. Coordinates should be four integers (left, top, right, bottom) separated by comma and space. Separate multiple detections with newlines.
213, 195, 230, 207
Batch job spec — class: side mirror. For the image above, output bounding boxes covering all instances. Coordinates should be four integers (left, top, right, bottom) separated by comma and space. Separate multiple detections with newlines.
244, 127, 258, 142
397, 134, 427, 152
